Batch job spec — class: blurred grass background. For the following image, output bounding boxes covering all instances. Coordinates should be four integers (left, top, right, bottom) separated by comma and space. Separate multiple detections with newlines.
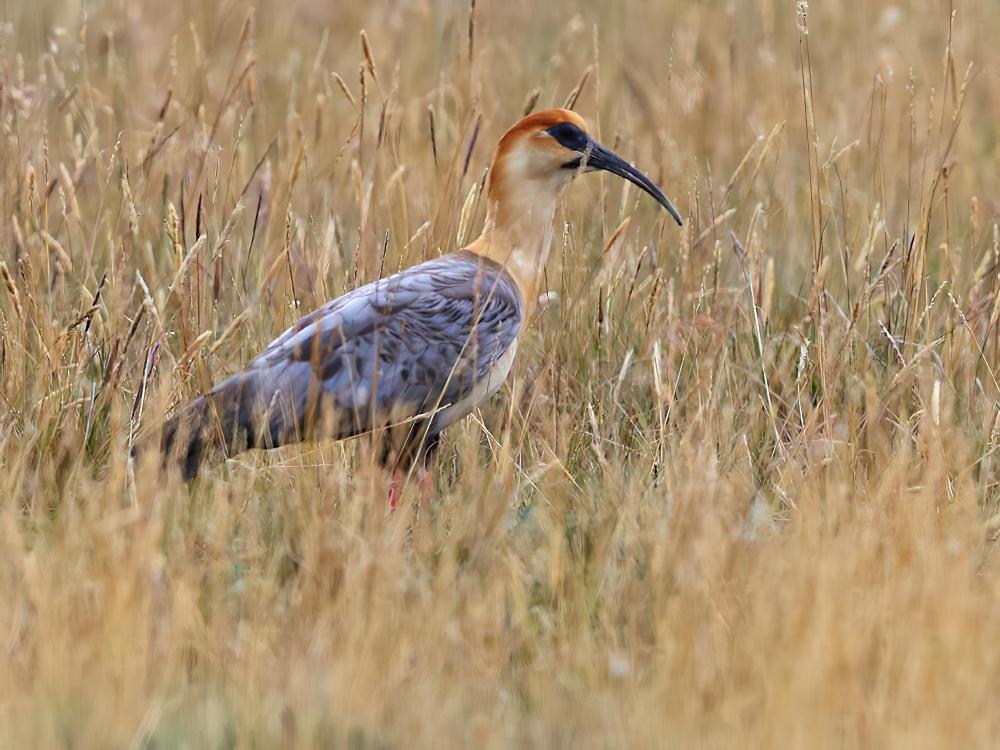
2, 0, 1000, 746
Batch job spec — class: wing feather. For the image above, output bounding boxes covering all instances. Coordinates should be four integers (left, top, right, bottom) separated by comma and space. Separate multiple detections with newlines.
164, 251, 524, 471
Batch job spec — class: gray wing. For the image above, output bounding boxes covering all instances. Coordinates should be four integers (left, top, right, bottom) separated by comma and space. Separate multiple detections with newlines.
205, 250, 524, 449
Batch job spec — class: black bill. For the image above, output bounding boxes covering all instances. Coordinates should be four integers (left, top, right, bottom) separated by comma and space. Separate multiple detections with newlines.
567, 140, 683, 227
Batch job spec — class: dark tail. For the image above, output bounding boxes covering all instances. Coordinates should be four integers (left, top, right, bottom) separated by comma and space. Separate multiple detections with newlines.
153, 369, 309, 480
153, 373, 259, 481
159, 394, 217, 481
131, 354, 349, 480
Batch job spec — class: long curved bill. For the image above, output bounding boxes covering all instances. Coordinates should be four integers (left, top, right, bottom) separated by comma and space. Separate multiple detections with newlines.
582, 140, 683, 226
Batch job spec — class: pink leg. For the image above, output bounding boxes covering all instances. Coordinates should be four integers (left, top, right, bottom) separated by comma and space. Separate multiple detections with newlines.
387, 467, 436, 513
387, 468, 402, 513
416, 466, 436, 504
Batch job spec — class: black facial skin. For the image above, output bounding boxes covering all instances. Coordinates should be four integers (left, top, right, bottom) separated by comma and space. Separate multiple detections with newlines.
548, 122, 590, 152
546, 122, 683, 226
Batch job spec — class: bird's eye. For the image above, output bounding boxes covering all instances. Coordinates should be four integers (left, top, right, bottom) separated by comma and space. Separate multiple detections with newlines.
547, 122, 588, 151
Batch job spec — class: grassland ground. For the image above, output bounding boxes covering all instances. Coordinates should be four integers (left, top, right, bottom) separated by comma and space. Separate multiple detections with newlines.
2, 0, 1000, 746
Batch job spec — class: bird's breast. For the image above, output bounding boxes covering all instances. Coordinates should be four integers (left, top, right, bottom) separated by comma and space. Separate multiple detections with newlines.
430, 337, 519, 431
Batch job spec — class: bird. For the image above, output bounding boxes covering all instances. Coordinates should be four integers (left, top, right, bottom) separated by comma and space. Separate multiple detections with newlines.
155, 108, 682, 503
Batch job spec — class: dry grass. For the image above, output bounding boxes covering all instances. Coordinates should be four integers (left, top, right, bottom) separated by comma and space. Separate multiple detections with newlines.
2, 0, 1000, 746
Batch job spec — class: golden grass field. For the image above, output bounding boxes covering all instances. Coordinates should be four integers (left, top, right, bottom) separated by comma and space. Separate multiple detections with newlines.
2, 0, 1000, 746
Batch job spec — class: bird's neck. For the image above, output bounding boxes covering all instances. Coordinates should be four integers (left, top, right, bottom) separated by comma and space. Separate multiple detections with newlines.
466, 176, 563, 317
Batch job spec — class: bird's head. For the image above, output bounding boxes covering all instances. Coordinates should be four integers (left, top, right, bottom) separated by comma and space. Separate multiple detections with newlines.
488, 108, 683, 226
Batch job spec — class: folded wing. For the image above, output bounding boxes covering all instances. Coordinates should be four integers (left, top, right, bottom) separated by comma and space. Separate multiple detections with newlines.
161, 251, 523, 479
